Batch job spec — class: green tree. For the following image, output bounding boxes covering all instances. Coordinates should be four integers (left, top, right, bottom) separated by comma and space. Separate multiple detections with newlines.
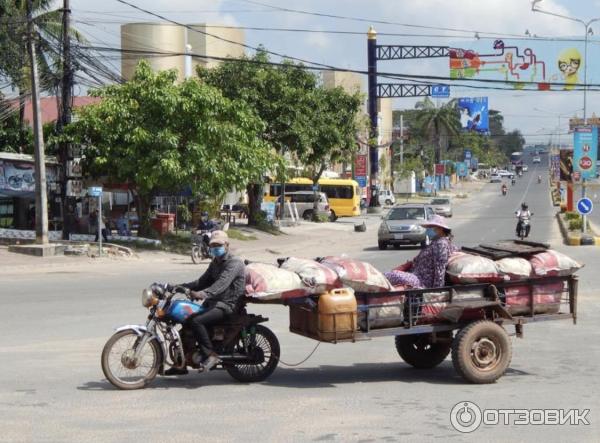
0, 99, 32, 152
298, 86, 363, 215
67, 62, 274, 236
198, 51, 324, 225
413, 97, 460, 163
0, 0, 83, 152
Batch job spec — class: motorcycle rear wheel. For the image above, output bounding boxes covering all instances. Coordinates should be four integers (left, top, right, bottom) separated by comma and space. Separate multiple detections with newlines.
191, 246, 202, 264
225, 325, 280, 383
101, 331, 162, 390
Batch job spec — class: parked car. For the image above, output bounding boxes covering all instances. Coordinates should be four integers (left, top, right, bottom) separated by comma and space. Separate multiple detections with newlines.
378, 204, 435, 249
532, 156, 541, 164
278, 191, 332, 221
490, 174, 502, 183
378, 189, 396, 206
429, 197, 453, 217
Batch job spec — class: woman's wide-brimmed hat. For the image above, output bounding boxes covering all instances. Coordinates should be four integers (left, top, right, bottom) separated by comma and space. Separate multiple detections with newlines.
422, 215, 451, 232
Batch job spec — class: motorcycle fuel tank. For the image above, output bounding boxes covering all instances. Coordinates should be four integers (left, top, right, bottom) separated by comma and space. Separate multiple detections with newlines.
166, 300, 205, 323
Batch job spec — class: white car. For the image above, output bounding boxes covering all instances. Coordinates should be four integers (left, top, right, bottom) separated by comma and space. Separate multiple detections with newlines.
378, 189, 396, 206
533, 156, 541, 164
522, 165, 529, 172
496, 170, 515, 178
490, 174, 502, 183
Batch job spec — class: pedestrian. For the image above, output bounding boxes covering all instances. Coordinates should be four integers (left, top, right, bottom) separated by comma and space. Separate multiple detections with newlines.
91, 209, 109, 242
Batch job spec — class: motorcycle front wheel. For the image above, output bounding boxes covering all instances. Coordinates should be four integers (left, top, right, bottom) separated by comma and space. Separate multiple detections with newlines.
225, 325, 280, 383
191, 246, 202, 264
101, 330, 162, 390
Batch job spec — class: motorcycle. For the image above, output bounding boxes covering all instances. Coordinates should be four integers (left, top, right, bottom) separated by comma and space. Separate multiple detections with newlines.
191, 230, 212, 263
538, 175, 542, 184
511, 178, 516, 186
501, 185, 507, 196
516, 214, 533, 240
101, 284, 280, 390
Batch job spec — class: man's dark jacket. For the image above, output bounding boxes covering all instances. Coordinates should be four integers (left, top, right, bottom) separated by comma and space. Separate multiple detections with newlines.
184, 253, 245, 313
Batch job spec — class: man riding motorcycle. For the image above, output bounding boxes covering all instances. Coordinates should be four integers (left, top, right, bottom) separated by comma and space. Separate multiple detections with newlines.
165, 230, 246, 375
538, 175, 542, 184
501, 183, 508, 195
515, 203, 532, 237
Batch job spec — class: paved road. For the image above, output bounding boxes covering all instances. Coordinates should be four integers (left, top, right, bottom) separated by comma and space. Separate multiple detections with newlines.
1, 158, 599, 442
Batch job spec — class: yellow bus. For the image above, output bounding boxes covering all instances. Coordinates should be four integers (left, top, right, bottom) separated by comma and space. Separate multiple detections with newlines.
264, 177, 361, 220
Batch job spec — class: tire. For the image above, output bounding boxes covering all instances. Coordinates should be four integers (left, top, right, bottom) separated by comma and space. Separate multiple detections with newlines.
385, 199, 392, 206
329, 211, 337, 222
101, 330, 162, 390
395, 332, 452, 369
302, 210, 314, 221
393, 244, 401, 249
451, 320, 512, 384
191, 246, 202, 264
225, 325, 280, 383
378, 241, 388, 250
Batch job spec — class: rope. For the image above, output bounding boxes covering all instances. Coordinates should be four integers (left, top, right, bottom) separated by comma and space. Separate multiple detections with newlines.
275, 342, 321, 367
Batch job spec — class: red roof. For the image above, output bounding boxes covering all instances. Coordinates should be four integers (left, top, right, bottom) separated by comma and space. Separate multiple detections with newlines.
10, 96, 101, 126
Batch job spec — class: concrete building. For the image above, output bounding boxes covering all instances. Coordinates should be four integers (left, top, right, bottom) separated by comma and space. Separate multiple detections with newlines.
321, 70, 394, 187
121, 23, 245, 81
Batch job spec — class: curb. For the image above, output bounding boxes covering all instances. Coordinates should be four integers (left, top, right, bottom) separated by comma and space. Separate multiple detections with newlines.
556, 212, 600, 246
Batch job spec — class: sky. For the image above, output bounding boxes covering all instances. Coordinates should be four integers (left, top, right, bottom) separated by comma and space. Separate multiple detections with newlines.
58, 0, 600, 144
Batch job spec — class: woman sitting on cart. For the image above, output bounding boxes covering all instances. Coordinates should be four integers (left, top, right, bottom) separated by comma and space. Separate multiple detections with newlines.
386, 215, 458, 289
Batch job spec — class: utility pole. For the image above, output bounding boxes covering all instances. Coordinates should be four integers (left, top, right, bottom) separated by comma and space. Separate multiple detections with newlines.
367, 26, 380, 210
27, 0, 49, 244
59, 0, 73, 240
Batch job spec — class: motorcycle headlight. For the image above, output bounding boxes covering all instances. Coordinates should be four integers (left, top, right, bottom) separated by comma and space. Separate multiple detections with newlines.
141, 288, 158, 308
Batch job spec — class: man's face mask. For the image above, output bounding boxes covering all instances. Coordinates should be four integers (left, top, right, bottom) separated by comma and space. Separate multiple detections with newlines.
210, 245, 226, 257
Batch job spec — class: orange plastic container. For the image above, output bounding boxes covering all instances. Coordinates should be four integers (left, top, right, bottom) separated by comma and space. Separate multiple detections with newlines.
318, 288, 357, 342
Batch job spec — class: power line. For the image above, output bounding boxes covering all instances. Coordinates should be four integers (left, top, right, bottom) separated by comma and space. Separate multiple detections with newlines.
234, 0, 567, 40
70, 16, 591, 43
79, 44, 600, 92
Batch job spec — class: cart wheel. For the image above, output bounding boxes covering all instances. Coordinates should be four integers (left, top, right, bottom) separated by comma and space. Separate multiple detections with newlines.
451, 320, 512, 384
395, 332, 452, 369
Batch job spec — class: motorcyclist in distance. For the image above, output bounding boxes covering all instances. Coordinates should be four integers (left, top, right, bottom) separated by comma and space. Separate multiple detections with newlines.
515, 203, 532, 237
501, 183, 507, 195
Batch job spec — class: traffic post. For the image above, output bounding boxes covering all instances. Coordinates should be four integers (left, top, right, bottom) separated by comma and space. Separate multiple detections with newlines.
89, 186, 103, 255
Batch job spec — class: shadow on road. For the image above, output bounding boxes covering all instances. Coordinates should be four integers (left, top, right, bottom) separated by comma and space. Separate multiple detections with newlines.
77, 364, 532, 391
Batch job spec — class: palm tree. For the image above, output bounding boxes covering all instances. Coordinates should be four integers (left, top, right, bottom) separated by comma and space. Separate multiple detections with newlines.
0, 1, 82, 152
414, 97, 460, 163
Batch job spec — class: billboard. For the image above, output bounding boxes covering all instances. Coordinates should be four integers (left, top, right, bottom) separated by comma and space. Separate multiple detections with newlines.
458, 97, 489, 133
559, 149, 573, 182
573, 126, 598, 180
456, 162, 469, 177
449, 39, 593, 91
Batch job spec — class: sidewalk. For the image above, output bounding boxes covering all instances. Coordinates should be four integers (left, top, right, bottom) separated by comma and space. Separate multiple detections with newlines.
0, 216, 382, 276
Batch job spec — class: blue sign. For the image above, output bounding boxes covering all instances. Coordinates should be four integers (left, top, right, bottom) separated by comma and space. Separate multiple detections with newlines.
458, 97, 489, 133
355, 176, 367, 188
471, 157, 479, 170
464, 149, 472, 160
573, 126, 598, 180
312, 184, 319, 192
88, 186, 102, 197
260, 202, 276, 222
431, 84, 450, 98
456, 162, 469, 177
577, 198, 593, 215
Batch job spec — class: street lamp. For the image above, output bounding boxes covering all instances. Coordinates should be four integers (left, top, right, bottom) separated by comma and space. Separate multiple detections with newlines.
532, 1, 600, 238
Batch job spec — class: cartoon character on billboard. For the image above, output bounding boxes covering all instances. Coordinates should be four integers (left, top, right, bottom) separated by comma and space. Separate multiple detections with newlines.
557, 48, 581, 90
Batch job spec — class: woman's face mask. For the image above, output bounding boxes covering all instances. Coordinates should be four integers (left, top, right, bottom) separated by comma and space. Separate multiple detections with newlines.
426, 227, 438, 239
210, 245, 226, 257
